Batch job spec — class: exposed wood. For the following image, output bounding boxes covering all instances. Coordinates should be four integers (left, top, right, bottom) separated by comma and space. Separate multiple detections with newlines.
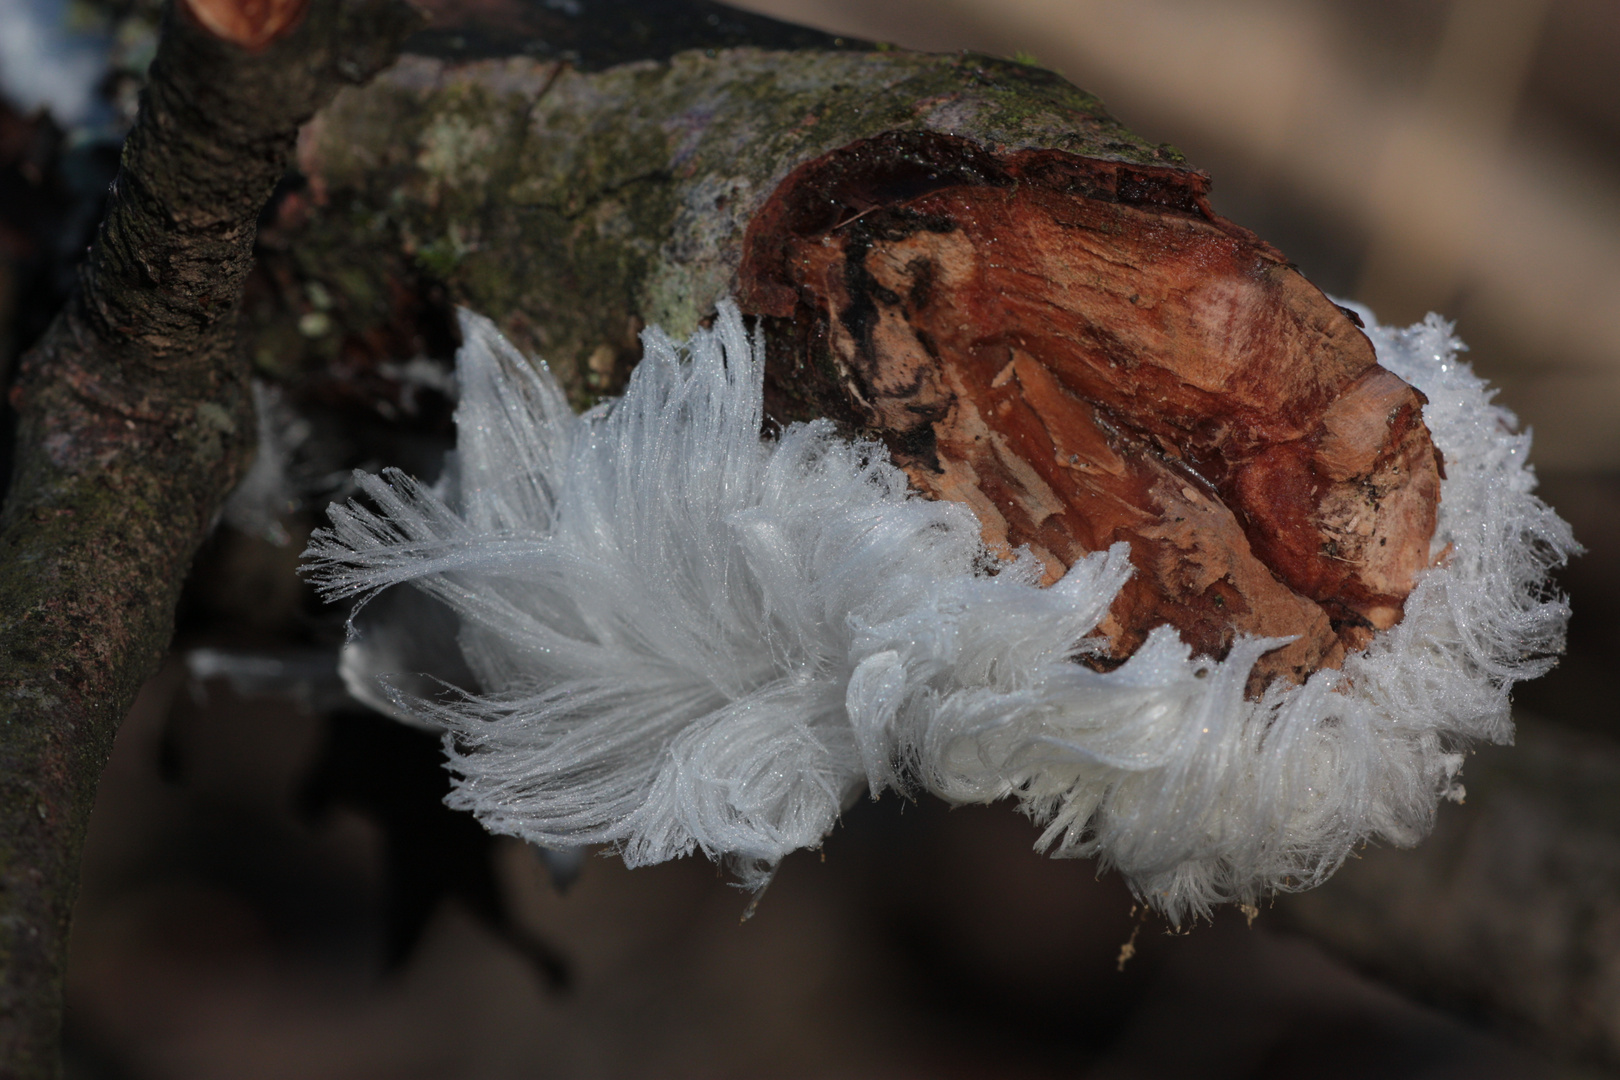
740, 131, 1442, 686
183, 0, 312, 49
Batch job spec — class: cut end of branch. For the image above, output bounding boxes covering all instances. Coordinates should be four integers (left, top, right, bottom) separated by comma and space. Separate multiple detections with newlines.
182, 0, 311, 50
742, 131, 1442, 691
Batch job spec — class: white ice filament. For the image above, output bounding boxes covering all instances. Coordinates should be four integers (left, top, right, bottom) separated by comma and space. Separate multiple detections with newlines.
304, 301, 1576, 922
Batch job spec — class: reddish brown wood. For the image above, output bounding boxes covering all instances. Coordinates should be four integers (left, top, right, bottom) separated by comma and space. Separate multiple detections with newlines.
182, 0, 310, 50
741, 132, 1442, 688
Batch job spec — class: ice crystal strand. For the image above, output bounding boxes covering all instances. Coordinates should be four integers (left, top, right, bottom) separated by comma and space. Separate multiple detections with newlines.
304, 302, 1575, 923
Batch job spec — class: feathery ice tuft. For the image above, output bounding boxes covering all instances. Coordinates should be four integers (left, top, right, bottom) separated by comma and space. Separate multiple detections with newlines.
303, 301, 1576, 922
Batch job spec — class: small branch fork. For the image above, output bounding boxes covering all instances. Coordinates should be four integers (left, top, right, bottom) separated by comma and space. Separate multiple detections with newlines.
0, 0, 420, 1074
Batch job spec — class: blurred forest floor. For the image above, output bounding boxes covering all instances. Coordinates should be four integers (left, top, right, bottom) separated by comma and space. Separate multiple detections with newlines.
4, 0, 1619, 1076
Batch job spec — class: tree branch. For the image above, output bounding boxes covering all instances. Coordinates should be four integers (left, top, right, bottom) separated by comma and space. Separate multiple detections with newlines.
278, 27, 1435, 693
0, 0, 420, 1073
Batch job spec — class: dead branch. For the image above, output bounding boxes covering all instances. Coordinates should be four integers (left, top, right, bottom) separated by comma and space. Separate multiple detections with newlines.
277, 30, 1436, 692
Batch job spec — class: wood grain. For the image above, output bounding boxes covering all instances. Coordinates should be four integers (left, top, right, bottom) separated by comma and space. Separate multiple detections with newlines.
743, 132, 1442, 688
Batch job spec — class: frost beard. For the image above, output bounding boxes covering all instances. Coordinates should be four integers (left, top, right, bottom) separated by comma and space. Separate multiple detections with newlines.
303, 301, 1575, 923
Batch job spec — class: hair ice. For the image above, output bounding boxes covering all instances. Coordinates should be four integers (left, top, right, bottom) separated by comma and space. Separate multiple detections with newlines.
304, 300, 1575, 922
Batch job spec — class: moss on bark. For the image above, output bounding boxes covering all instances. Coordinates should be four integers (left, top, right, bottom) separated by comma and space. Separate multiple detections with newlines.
278, 45, 1188, 406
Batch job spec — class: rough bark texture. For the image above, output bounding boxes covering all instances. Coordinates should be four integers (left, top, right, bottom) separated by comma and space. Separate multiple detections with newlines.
0, 0, 419, 1074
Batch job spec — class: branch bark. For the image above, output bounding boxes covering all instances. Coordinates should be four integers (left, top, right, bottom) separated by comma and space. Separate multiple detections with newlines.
0, 0, 419, 1073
